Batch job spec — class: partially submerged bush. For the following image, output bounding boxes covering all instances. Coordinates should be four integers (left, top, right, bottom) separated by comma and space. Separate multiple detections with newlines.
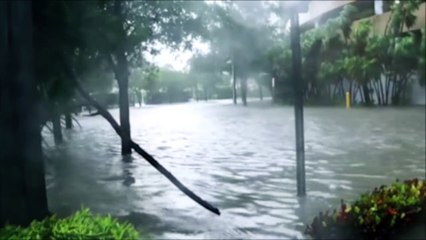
306, 178, 426, 240
0, 208, 140, 240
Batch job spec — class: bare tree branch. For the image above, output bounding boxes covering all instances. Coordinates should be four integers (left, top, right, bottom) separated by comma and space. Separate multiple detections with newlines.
64, 62, 220, 216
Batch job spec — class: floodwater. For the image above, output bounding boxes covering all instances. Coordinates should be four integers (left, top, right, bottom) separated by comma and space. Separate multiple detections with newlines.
45, 100, 426, 239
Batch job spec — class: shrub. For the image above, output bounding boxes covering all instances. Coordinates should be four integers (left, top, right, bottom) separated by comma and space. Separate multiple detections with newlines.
0, 208, 141, 240
306, 178, 426, 240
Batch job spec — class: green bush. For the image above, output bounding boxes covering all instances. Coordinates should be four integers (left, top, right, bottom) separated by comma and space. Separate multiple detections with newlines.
306, 178, 426, 240
0, 208, 141, 240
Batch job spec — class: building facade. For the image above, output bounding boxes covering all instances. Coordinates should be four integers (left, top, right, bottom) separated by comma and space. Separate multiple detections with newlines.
301, 0, 425, 34
299, 0, 426, 105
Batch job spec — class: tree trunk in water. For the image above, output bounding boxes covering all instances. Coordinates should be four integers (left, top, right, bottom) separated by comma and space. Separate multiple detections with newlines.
326, 84, 331, 102
232, 62, 237, 104
116, 61, 131, 155
0, 1, 49, 227
373, 81, 382, 105
400, 77, 409, 103
379, 77, 385, 105
241, 78, 247, 106
395, 76, 409, 105
271, 75, 276, 103
51, 106, 63, 144
135, 89, 142, 107
349, 81, 354, 102
358, 85, 364, 104
168, 89, 172, 103
362, 84, 371, 105
391, 77, 400, 106
385, 74, 392, 105
332, 84, 338, 100
339, 77, 345, 98
257, 80, 263, 101
65, 112, 72, 129
112, 0, 131, 155
66, 66, 220, 216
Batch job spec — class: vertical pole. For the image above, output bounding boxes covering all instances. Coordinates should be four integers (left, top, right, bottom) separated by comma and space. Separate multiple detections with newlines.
290, 11, 306, 197
346, 91, 351, 108
232, 60, 237, 104
141, 90, 144, 106
272, 77, 275, 103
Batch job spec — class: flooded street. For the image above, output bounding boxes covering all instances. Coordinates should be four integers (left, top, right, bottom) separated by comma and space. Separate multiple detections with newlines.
45, 100, 425, 239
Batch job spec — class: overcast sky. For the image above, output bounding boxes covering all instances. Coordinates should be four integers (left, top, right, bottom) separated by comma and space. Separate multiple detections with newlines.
145, 39, 210, 72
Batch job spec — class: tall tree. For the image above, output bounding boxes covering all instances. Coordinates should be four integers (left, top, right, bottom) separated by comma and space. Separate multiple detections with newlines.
81, 0, 207, 154
197, 1, 276, 105
419, 28, 426, 86
111, 0, 132, 155
0, 1, 49, 226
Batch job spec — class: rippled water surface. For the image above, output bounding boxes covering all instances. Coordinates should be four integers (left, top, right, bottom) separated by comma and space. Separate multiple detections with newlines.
45, 100, 426, 239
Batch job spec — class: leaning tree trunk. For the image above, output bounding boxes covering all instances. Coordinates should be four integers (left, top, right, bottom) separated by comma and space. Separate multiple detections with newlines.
65, 64, 220, 216
0, 1, 49, 227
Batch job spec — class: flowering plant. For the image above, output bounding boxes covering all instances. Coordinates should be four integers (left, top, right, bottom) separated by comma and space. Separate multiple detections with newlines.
306, 178, 426, 239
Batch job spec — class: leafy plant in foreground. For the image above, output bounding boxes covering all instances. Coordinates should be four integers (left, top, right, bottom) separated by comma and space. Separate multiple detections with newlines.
306, 178, 426, 240
0, 208, 141, 240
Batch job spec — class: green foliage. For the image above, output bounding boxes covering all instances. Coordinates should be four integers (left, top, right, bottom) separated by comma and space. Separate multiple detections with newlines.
0, 208, 141, 240
130, 66, 159, 91
392, 33, 419, 74
419, 29, 426, 86
386, 0, 424, 36
201, 1, 276, 86
265, 4, 361, 104
318, 61, 341, 85
267, 43, 292, 79
143, 68, 193, 104
265, 0, 424, 106
32, 0, 210, 107
306, 178, 426, 240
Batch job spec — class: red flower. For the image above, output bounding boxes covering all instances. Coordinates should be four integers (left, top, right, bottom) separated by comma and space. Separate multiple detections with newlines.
388, 208, 398, 215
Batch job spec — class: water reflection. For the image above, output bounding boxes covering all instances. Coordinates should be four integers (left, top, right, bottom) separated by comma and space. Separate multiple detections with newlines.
45, 101, 426, 239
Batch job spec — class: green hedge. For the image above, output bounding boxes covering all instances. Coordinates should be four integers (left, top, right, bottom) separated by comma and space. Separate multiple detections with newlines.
306, 178, 426, 239
0, 208, 142, 240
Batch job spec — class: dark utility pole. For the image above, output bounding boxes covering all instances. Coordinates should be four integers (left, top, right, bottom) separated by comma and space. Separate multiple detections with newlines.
232, 61, 237, 104
290, 7, 306, 197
